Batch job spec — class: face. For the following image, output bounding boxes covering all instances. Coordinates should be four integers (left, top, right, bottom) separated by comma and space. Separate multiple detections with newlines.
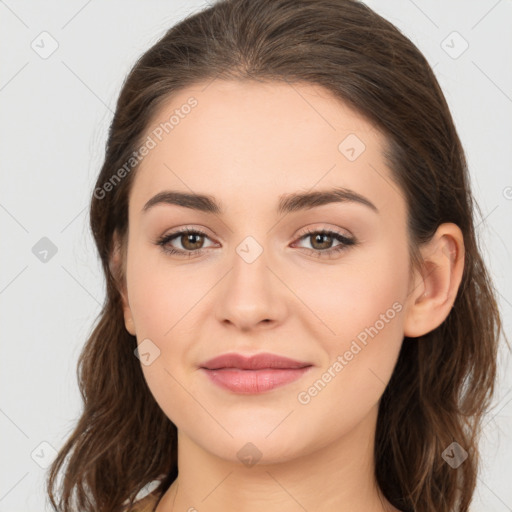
118, 80, 414, 464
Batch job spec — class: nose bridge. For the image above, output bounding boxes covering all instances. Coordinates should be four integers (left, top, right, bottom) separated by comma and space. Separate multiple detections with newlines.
215, 230, 285, 329
230, 232, 272, 304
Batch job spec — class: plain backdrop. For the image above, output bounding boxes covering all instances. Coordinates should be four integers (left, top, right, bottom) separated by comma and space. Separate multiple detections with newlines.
1, 1, 511, 510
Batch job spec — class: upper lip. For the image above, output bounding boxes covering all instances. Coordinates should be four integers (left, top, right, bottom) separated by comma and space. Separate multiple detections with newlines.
200, 352, 312, 370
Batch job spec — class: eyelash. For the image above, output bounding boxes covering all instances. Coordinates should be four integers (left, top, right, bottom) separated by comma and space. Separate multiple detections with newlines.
155, 226, 357, 259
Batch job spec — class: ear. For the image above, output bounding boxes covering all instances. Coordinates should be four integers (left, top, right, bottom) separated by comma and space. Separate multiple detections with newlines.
109, 230, 136, 336
403, 223, 465, 338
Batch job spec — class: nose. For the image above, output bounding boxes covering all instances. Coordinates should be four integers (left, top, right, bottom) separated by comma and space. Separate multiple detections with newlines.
214, 241, 288, 332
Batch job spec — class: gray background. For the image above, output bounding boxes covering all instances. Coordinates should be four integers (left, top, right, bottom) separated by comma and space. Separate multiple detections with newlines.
1, 0, 511, 510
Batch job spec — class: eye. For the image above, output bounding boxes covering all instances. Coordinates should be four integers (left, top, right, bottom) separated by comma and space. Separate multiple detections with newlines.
155, 226, 357, 259
291, 227, 357, 258
156, 227, 215, 258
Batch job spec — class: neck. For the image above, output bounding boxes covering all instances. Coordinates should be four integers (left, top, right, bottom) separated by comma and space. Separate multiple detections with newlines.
156, 403, 398, 512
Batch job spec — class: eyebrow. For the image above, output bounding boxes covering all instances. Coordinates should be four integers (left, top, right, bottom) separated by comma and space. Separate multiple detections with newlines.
142, 186, 379, 216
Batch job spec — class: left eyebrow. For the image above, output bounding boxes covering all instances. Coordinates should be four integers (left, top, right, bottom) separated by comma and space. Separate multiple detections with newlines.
141, 186, 379, 215
278, 187, 379, 215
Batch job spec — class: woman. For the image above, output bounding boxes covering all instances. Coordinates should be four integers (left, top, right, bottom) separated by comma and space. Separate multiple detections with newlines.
47, 0, 504, 511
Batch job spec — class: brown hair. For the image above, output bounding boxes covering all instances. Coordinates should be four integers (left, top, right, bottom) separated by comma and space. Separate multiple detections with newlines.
47, 0, 505, 511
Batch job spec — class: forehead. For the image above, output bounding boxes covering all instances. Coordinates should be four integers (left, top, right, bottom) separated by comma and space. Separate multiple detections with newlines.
129, 79, 400, 218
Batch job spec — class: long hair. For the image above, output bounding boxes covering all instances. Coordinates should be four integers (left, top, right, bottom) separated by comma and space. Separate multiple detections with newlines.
47, 1, 505, 510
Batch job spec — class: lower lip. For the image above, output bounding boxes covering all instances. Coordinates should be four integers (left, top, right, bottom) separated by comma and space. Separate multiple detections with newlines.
201, 367, 312, 394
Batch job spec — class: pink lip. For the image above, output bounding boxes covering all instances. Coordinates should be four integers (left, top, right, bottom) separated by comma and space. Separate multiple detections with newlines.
199, 352, 313, 394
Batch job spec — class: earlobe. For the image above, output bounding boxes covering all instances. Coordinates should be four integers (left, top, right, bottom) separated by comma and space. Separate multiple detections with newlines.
109, 231, 136, 336
403, 223, 465, 338
122, 307, 136, 337
119, 284, 136, 336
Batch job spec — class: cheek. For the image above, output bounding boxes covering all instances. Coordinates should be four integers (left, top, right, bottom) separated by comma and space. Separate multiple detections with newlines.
291, 245, 408, 412
126, 247, 205, 339
291, 282, 405, 445
288, 245, 408, 347
128, 259, 201, 427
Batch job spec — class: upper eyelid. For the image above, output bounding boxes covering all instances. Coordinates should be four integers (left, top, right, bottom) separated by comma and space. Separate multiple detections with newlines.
162, 225, 352, 246
164, 224, 351, 237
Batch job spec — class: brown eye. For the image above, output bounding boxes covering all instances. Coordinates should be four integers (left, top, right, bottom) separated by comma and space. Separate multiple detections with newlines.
180, 232, 205, 250
309, 232, 335, 250
293, 229, 357, 259
156, 228, 215, 257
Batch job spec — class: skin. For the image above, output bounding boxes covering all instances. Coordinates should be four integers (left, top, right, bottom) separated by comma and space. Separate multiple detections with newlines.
110, 80, 465, 512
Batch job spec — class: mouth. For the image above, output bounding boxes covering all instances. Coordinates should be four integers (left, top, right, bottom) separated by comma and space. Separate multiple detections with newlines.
199, 352, 313, 394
